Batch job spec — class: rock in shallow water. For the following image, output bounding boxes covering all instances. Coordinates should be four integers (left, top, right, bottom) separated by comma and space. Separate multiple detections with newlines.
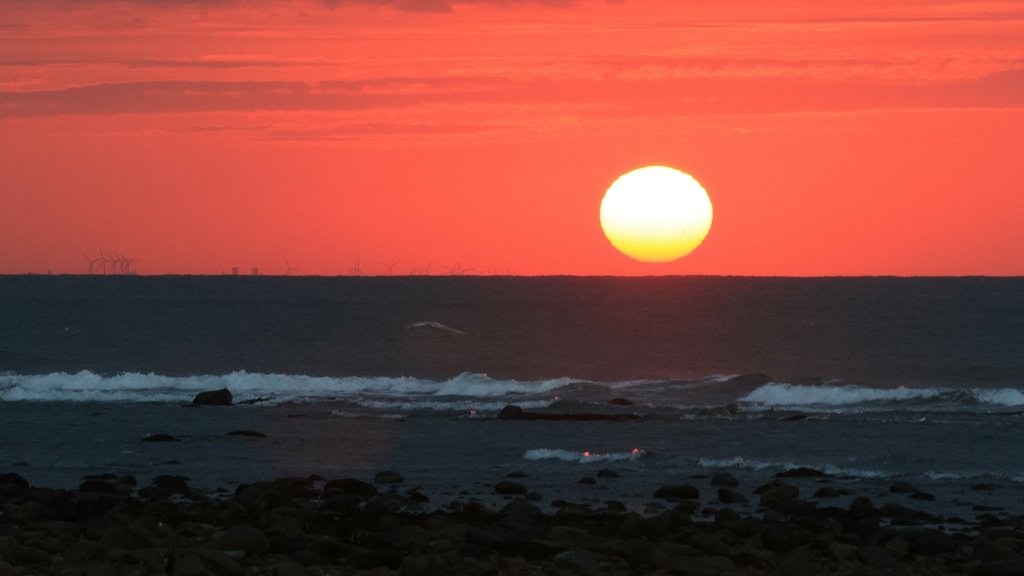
889, 480, 921, 494
192, 388, 232, 406
142, 433, 180, 442
374, 470, 404, 485
226, 429, 265, 438
710, 472, 738, 487
776, 467, 828, 478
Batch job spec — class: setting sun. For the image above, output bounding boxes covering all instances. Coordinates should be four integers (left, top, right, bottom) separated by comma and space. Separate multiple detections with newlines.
600, 166, 714, 263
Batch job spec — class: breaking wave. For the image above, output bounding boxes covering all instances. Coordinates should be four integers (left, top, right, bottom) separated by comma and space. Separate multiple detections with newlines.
0, 370, 576, 405
523, 448, 648, 464
738, 382, 1024, 413
694, 456, 893, 479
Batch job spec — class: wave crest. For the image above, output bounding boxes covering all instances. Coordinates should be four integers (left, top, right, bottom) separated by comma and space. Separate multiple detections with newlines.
0, 370, 576, 405
523, 448, 647, 464
739, 382, 1024, 413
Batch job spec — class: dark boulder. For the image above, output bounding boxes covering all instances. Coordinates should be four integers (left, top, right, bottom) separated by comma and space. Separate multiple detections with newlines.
0, 473, 30, 497
497, 405, 524, 419
192, 388, 233, 406
971, 560, 1024, 576
653, 484, 699, 500
142, 433, 180, 442
776, 467, 828, 478
495, 405, 640, 421
710, 472, 739, 487
813, 487, 844, 498
607, 397, 635, 406
494, 481, 528, 495
227, 430, 266, 438
759, 484, 799, 508
324, 478, 377, 498
889, 481, 921, 494
717, 487, 749, 504
849, 495, 877, 515
151, 475, 190, 494
374, 470, 404, 485
78, 480, 119, 494
219, 523, 269, 555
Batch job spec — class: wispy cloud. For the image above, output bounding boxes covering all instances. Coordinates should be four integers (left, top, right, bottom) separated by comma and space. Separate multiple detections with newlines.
0, 78, 491, 117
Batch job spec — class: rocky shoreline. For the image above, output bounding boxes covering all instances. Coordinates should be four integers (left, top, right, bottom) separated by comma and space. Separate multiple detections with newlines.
1, 469, 1023, 576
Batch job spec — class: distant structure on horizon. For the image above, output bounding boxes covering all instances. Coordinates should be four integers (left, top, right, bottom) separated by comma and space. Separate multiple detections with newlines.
347, 258, 363, 276
83, 252, 137, 275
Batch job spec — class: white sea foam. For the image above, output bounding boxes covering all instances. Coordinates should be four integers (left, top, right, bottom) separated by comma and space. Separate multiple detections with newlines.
740, 383, 940, 409
432, 372, 574, 397
0, 370, 575, 406
695, 456, 892, 479
406, 321, 466, 335
696, 456, 795, 471
973, 388, 1024, 407
738, 382, 1024, 413
329, 410, 406, 420
523, 448, 647, 464
357, 399, 553, 412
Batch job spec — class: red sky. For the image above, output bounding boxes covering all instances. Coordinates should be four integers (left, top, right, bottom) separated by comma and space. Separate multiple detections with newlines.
2, 0, 1022, 276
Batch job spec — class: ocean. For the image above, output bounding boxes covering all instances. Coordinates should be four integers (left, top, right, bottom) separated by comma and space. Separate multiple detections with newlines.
1, 275, 1023, 519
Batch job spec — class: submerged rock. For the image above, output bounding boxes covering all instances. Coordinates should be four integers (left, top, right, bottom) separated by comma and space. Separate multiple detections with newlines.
374, 470, 404, 485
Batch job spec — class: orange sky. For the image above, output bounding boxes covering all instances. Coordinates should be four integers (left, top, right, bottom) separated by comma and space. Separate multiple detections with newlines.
2, 0, 1023, 276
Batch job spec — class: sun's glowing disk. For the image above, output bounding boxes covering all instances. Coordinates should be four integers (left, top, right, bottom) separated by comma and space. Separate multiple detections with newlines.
600, 166, 713, 263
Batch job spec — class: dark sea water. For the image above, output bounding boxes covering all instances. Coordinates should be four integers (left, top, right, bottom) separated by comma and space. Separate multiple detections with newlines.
1, 275, 1023, 519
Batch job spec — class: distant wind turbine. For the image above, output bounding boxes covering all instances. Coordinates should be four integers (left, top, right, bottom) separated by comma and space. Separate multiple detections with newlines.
348, 258, 363, 276
82, 253, 101, 275
410, 259, 432, 275
285, 259, 299, 276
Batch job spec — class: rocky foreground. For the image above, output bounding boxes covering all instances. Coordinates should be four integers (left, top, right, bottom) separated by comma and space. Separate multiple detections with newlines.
1, 471, 1023, 576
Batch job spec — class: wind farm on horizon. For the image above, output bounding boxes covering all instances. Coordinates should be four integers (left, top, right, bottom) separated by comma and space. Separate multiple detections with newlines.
10, 253, 515, 277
